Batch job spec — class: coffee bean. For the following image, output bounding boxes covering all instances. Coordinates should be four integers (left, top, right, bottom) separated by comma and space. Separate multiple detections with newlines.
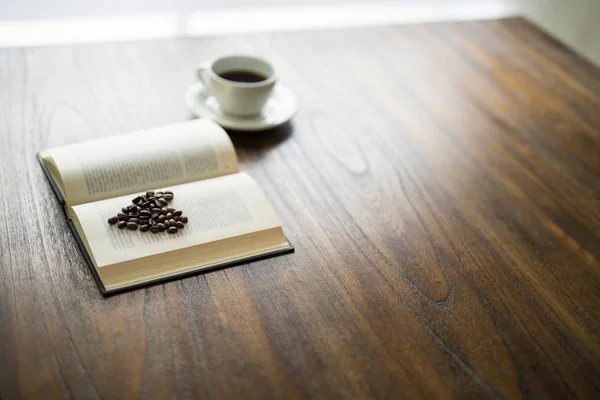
111, 191, 180, 233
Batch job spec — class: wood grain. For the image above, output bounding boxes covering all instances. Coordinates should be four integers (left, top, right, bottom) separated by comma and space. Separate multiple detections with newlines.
1, 17, 599, 399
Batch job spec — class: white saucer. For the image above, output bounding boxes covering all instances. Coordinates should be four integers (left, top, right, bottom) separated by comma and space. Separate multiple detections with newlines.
185, 81, 298, 131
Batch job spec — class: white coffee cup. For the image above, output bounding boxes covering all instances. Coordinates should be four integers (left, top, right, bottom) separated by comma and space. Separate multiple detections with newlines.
197, 55, 276, 117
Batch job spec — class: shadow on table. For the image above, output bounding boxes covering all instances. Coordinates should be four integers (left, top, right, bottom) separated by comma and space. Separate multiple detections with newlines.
225, 121, 294, 153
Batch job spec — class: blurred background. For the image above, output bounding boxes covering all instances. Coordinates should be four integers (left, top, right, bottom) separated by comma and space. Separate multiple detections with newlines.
1, 0, 598, 65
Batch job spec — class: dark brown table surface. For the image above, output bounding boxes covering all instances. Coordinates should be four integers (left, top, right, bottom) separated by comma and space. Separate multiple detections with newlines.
1, 17, 599, 399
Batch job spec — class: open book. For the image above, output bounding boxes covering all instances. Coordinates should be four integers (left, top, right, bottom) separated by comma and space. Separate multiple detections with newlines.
38, 119, 293, 294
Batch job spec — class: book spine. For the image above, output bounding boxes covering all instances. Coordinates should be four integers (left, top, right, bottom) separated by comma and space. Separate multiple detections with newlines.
36, 152, 70, 219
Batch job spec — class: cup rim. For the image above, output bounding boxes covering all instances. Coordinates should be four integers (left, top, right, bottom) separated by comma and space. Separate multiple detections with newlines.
208, 54, 277, 88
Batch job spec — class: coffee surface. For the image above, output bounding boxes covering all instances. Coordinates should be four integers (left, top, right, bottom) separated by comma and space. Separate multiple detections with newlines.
218, 69, 267, 83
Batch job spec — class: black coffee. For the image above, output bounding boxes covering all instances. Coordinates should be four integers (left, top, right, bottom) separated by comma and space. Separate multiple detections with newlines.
218, 70, 267, 83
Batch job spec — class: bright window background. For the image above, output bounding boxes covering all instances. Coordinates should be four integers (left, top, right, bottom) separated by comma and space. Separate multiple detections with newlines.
0, 0, 598, 66
4, 0, 403, 20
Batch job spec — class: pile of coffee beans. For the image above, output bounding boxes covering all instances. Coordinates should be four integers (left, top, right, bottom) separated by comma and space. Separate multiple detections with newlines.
107, 190, 188, 234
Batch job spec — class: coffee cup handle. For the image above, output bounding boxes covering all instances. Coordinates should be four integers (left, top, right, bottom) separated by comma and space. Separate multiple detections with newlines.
196, 62, 210, 85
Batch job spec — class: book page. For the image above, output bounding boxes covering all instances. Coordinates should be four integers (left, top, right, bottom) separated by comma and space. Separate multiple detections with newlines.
45, 119, 238, 205
70, 173, 283, 267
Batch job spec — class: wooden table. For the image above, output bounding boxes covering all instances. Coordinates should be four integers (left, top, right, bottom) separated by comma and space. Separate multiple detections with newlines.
1, 17, 599, 399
